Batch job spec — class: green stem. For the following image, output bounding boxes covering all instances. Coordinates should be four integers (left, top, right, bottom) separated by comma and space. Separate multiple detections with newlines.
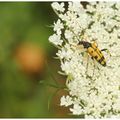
48, 88, 60, 110
39, 81, 66, 89
45, 62, 59, 86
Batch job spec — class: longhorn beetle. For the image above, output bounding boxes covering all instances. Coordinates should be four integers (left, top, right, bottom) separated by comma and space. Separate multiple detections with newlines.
78, 41, 108, 67
66, 39, 111, 85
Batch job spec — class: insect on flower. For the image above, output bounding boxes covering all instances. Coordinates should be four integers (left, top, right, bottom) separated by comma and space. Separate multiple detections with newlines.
71, 39, 111, 78
78, 40, 107, 67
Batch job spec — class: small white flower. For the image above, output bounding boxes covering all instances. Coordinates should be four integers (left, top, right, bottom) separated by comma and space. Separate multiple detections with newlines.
54, 19, 64, 35
51, 2, 65, 12
65, 30, 73, 40
56, 47, 73, 60
68, 2, 85, 15
70, 104, 84, 115
49, 34, 63, 46
111, 115, 120, 118
60, 95, 73, 107
61, 61, 71, 75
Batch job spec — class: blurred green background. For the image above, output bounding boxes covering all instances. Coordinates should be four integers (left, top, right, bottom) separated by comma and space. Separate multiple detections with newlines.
0, 2, 69, 118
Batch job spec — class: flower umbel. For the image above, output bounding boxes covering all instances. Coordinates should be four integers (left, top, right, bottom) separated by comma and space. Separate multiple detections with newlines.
49, 2, 120, 118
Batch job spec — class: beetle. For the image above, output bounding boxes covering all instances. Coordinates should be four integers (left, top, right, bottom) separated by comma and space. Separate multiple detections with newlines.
78, 41, 107, 67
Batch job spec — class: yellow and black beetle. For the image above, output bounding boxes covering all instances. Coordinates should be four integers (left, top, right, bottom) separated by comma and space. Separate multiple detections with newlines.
78, 41, 107, 67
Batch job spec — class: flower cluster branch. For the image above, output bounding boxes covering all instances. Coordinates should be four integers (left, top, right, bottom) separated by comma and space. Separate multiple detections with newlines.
49, 2, 120, 118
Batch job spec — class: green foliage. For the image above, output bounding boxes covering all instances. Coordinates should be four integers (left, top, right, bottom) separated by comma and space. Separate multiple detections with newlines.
0, 2, 61, 118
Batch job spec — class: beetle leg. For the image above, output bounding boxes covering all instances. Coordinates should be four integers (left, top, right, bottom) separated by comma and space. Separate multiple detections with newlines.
101, 48, 107, 51
85, 53, 89, 76
91, 57, 96, 77
101, 49, 111, 56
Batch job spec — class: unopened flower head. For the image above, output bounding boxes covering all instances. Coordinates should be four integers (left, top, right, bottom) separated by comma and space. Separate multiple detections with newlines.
49, 2, 120, 118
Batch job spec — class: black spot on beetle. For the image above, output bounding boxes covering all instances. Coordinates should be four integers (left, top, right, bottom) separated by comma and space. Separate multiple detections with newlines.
98, 56, 104, 63
91, 51, 93, 53
94, 56, 98, 59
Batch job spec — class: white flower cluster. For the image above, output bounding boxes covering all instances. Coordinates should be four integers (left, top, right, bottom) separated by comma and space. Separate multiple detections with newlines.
49, 2, 120, 118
